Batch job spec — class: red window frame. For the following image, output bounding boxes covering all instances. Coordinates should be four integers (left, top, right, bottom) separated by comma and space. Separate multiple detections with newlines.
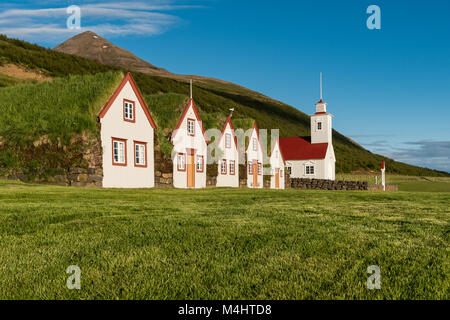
225, 133, 231, 148
229, 160, 235, 175
112, 137, 127, 166
133, 141, 147, 168
123, 99, 136, 123
177, 153, 186, 171
187, 118, 195, 136
196, 155, 204, 173
252, 138, 258, 151
221, 159, 227, 174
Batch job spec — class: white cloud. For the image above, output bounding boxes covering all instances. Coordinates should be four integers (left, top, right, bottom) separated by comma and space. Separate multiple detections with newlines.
0, 1, 202, 44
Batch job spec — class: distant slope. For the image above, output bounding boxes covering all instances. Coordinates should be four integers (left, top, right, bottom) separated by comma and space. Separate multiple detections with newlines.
0, 33, 448, 176
54, 31, 169, 75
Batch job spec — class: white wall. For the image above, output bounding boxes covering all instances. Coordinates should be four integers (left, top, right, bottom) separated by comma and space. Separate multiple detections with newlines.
325, 144, 336, 180
172, 100, 207, 189
100, 81, 155, 188
286, 155, 335, 181
246, 127, 263, 188
216, 122, 239, 188
311, 113, 332, 144
270, 142, 285, 189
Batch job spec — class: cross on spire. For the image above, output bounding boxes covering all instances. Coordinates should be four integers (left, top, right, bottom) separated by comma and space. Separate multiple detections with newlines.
190, 79, 193, 99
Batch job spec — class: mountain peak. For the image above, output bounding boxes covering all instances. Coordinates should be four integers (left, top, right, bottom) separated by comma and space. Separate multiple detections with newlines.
54, 31, 169, 74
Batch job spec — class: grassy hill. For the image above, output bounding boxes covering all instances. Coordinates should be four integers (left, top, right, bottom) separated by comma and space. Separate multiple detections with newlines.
0, 34, 448, 177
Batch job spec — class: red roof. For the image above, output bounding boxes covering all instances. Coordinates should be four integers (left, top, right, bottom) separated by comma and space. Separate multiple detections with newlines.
279, 137, 328, 160
98, 72, 157, 129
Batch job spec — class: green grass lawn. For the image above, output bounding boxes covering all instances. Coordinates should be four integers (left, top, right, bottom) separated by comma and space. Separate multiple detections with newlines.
336, 174, 450, 192
0, 181, 448, 299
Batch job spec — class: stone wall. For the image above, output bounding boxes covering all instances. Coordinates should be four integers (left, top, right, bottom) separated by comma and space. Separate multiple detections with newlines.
290, 178, 368, 190
67, 134, 103, 187
0, 132, 104, 187
154, 171, 173, 188
206, 176, 217, 187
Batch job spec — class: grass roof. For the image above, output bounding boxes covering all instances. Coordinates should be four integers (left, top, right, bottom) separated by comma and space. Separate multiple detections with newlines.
0, 71, 123, 146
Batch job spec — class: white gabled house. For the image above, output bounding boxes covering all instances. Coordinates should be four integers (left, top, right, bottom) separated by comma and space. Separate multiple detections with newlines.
171, 97, 208, 189
216, 112, 239, 188
246, 122, 264, 188
98, 72, 157, 188
279, 98, 335, 180
269, 139, 285, 189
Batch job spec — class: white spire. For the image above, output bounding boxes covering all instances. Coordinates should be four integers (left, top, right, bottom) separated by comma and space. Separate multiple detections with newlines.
190, 79, 193, 99
320, 72, 323, 101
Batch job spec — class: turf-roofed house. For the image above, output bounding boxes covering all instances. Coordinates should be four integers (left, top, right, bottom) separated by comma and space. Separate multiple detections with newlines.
171, 86, 208, 189
216, 110, 240, 188
98, 72, 157, 188
246, 122, 264, 189
0, 71, 157, 187
269, 138, 286, 189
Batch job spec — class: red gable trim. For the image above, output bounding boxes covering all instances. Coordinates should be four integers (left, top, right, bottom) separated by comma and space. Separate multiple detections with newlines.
217, 114, 239, 152
279, 137, 328, 160
246, 122, 264, 153
98, 72, 157, 129
173, 98, 209, 144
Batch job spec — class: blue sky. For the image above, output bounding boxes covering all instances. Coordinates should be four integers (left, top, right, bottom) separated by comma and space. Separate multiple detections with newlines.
1, 0, 449, 172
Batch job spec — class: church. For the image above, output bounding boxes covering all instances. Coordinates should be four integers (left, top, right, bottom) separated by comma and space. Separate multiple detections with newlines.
279, 76, 336, 180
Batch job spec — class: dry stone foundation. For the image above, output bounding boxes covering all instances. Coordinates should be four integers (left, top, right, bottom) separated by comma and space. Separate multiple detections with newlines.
290, 178, 368, 190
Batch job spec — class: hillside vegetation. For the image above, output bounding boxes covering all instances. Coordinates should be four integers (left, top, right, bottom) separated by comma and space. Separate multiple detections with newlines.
0, 72, 122, 177
0, 34, 448, 176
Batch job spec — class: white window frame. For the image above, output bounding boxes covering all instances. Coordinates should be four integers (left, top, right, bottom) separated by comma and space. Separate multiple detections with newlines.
112, 139, 126, 165
221, 159, 227, 174
305, 165, 315, 175
124, 101, 134, 121
177, 153, 186, 171
252, 138, 258, 151
225, 134, 231, 148
134, 142, 147, 167
187, 119, 195, 136
196, 155, 204, 172
229, 160, 235, 175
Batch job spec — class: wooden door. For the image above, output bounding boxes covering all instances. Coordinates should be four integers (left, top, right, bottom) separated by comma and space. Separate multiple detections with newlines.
252, 162, 257, 187
275, 168, 280, 189
187, 154, 195, 188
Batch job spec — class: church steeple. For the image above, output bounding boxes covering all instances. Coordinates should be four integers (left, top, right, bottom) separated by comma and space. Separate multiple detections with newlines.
311, 72, 332, 144
315, 72, 327, 113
